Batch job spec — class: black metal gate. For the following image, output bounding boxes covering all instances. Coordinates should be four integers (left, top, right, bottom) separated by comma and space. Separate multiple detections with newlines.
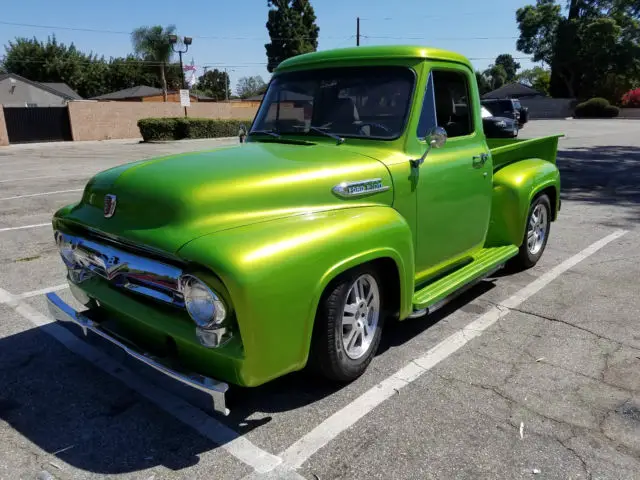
3, 106, 72, 144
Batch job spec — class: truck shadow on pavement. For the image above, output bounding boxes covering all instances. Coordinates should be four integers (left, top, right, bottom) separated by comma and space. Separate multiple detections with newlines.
0, 325, 227, 474
0, 280, 497, 475
557, 145, 640, 224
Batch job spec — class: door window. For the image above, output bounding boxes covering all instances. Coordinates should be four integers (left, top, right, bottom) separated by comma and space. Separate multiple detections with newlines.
431, 70, 474, 138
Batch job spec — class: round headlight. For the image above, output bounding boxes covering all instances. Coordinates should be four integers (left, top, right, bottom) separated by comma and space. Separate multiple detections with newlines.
180, 275, 227, 329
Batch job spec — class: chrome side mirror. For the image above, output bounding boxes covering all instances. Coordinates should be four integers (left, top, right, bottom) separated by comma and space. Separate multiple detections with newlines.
411, 126, 447, 167
238, 124, 247, 143
428, 126, 447, 149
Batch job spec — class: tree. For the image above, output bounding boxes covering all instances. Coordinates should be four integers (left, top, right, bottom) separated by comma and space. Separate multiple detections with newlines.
516, 66, 551, 95
236, 75, 267, 98
494, 54, 521, 82
516, 0, 640, 100
196, 69, 231, 101
475, 71, 492, 95
131, 25, 176, 101
265, 0, 319, 72
483, 64, 508, 91
2, 35, 105, 98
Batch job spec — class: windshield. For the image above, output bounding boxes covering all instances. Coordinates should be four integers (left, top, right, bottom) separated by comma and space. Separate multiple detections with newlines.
481, 106, 493, 118
250, 66, 416, 140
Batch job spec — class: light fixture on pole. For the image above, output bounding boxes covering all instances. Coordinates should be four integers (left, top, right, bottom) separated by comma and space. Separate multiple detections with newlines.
169, 34, 193, 90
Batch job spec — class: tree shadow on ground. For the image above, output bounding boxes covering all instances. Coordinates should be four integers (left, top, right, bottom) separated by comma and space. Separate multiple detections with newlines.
557, 145, 640, 225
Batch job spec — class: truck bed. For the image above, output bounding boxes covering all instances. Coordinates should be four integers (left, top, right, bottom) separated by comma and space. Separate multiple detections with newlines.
487, 135, 563, 172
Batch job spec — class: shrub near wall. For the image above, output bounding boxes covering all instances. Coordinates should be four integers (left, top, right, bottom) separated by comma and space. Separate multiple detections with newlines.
138, 117, 252, 142
574, 97, 620, 118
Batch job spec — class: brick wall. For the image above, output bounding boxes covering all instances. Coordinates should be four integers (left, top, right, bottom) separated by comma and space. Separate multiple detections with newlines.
67, 101, 259, 141
0, 107, 8, 146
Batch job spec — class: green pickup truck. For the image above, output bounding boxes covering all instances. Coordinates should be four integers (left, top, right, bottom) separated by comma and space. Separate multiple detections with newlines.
47, 45, 561, 415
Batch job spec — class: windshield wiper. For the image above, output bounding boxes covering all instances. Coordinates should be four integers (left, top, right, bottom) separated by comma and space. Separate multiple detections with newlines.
307, 126, 344, 145
250, 129, 281, 138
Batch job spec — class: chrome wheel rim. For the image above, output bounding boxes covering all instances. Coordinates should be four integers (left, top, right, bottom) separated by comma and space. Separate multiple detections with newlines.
341, 274, 380, 360
527, 203, 548, 255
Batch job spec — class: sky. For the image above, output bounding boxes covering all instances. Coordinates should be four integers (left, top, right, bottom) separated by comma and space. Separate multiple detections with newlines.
1, 0, 542, 95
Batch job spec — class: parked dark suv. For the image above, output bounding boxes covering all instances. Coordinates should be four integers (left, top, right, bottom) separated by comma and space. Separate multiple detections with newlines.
481, 98, 529, 128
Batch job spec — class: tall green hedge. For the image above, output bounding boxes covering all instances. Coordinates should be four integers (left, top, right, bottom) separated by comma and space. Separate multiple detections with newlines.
138, 117, 252, 142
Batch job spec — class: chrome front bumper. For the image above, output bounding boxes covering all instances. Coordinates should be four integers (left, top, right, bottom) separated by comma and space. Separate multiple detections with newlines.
45, 292, 230, 416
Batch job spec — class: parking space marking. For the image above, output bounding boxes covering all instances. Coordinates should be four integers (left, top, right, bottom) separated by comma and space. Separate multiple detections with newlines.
0, 286, 283, 474
0, 173, 89, 183
0, 189, 83, 201
16, 283, 69, 300
0, 223, 50, 233
278, 229, 628, 470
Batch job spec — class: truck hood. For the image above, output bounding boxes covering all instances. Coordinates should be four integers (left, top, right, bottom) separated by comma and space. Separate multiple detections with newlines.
59, 142, 393, 255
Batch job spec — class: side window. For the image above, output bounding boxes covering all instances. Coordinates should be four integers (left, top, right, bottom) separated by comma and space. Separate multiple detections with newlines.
431, 70, 473, 138
416, 73, 436, 139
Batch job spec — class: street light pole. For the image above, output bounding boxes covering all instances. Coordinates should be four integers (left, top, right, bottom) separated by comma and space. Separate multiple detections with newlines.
169, 35, 193, 112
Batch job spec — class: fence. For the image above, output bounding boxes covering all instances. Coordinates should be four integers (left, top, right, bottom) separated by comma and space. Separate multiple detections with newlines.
0, 109, 7, 146
67, 101, 260, 141
519, 98, 577, 119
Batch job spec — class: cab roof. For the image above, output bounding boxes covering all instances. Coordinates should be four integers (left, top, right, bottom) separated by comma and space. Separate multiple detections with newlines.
275, 45, 473, 72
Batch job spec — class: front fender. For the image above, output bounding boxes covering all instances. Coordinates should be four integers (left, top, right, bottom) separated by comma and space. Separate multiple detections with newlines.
485, 159, 560, 248
177, 206, 414, 386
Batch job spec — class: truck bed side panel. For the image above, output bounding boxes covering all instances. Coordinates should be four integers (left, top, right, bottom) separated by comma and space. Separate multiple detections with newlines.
485, 158, 561, 248
488, 135, 562, 171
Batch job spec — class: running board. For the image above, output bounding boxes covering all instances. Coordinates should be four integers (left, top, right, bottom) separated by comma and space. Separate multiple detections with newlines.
411, 245, 519, 315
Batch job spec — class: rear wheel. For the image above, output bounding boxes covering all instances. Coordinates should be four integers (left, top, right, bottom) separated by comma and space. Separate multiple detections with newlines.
513, 193, 551, 269
310, 266, 385, 382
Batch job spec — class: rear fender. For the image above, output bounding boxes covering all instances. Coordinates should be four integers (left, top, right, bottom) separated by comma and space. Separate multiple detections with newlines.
177, 206, 414, 386
485, 159, 560, 248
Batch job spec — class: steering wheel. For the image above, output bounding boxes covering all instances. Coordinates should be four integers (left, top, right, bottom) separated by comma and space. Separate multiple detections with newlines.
356, 122, 392, 135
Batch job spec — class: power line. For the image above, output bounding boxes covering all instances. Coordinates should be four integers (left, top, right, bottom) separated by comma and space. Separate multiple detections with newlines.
362, 35, 519, 41
0, 20, 339, 41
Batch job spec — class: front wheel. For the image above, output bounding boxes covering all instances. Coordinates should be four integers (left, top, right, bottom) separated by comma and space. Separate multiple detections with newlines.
512, 193, 551, 269
310, 266, 385, 382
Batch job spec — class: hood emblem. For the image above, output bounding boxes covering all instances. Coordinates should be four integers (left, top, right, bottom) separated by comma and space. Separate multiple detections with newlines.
104, 194, 117, 218
332, 178, 390, 198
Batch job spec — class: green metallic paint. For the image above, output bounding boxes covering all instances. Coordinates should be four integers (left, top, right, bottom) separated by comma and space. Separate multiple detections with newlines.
58, 142, 394, 255
485, 158, 561, 248
50, 45, 563, 388
177, 206, 414, 386
412, 245, 519, 309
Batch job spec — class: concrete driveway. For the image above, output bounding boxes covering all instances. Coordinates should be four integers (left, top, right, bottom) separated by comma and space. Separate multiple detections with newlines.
0, 121, 638, 480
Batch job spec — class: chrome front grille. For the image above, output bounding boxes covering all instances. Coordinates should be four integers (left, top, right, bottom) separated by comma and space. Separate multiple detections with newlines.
55, 231, 185, 307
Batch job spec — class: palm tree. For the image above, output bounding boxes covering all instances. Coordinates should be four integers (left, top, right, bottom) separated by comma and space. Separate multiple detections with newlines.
131, 25, 176, 102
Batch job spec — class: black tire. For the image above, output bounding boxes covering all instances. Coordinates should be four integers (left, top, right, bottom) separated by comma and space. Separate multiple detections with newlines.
512, 193, 552, 269
310, 265, 386, 383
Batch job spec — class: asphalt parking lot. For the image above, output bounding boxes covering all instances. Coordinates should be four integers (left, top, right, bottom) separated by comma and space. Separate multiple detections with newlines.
1, 120, 639, 480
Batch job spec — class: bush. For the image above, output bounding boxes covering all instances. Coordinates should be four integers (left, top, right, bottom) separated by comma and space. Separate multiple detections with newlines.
138, 117, 252, 142
621, 88, 640, 108
574, 97, 620, 118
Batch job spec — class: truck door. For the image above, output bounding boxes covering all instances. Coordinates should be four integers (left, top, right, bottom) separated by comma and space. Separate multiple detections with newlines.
414, 65, 492, 281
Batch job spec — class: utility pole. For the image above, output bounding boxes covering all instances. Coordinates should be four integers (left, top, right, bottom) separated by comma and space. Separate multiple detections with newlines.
356, 17, 360, 46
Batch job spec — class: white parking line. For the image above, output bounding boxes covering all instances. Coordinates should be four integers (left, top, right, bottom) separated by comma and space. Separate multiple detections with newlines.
278, 229, 628, 471
16, 283, 69, 300
0, 286, 283, 474
0, 189, 83, 201
0, 173, 88, 183
0, 223, 50, 233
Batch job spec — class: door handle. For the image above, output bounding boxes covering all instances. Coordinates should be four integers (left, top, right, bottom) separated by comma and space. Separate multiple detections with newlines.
472, 153, 488, 168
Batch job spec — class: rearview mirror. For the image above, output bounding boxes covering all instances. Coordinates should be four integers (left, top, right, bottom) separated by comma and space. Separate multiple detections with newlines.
411, 126, 447, 167
427, 126, 448, 149
238, 124, 247, 143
